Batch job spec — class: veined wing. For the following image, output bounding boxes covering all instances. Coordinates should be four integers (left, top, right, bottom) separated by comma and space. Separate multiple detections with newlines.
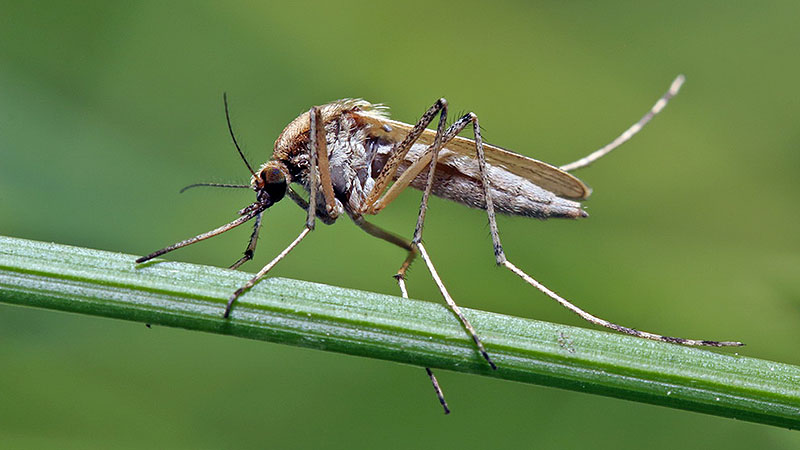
365, 116, 592, 200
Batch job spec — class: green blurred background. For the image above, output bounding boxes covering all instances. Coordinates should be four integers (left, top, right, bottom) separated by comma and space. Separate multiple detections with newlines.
1, 1, 798, 448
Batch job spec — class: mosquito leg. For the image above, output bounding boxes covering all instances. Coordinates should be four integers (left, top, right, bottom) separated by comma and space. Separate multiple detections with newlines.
464, 111, 743, 347
362, 99, 447, 214
399, 274, 450, 415
426, 368, 450, 414
368, 109, 488, 215
351, 216, 417, 279
224, 106, 338, 317
305, 107, 321, 230
286, 186, 310, 209
230, 212, 263, 270
223, 227, 312, 317
416, 244, 497, 367
312, 108, 338, 219
372, 111, 490, 273
500, 260, 742, 346
388, 101, 498, 369
350, 215, 449, 414
287, 187, 335, 225
410, 98, 448, 243
365, 109, 490, 273
560, 75, 685, 172
361, 100, 500, 368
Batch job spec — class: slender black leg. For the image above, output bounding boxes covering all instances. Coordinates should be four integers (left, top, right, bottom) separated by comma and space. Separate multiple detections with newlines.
230, 212, 263, 270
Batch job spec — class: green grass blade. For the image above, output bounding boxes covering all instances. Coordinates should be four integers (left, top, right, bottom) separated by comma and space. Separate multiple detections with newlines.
1, 235, 798, 428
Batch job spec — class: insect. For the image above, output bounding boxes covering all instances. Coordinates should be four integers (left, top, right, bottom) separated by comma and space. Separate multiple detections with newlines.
136, 75, 742, 413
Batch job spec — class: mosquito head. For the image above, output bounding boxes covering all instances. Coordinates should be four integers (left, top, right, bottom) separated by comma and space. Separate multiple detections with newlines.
252, 160, 290, 207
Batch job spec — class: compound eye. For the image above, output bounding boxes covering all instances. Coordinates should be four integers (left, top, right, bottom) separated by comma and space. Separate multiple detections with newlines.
260, 168, 286, 202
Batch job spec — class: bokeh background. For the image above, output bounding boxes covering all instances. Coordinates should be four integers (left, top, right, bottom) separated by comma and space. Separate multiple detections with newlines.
1, 1, 799, 448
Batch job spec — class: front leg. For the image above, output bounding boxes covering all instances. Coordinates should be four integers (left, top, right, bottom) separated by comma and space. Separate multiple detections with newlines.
223, 106, 339, 317
230, 212, 263, 269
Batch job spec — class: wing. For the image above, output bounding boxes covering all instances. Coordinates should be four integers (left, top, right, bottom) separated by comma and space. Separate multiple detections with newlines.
363, 115, 591, 200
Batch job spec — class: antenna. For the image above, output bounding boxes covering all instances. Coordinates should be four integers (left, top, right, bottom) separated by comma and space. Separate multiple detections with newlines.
179, 183, 250, 194
224, 93, 257, 177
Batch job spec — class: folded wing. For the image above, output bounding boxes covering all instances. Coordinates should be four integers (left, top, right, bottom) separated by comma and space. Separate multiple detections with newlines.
378, 118, 591, 200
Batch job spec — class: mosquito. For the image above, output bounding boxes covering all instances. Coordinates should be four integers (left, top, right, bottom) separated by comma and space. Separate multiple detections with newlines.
136, 75, 742, 414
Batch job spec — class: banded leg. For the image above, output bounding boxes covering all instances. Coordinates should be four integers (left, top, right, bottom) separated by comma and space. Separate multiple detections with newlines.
224, 106, 337, 317
365, 99, 498, 369
350, 215, 449, 414
403, 281, 450, 415
412, 105, 498, 368
560, 75, 685, 172
230, 212, 263, 269
463, 110, 743, 347
374, 111, 494, 276
425, 368, 449, 414
369, 109, 488, 216
362, 99, 447, 214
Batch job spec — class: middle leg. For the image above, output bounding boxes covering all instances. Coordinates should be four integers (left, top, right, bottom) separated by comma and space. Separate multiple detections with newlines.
364, 99, 498, 369
351, 214, 449, 414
